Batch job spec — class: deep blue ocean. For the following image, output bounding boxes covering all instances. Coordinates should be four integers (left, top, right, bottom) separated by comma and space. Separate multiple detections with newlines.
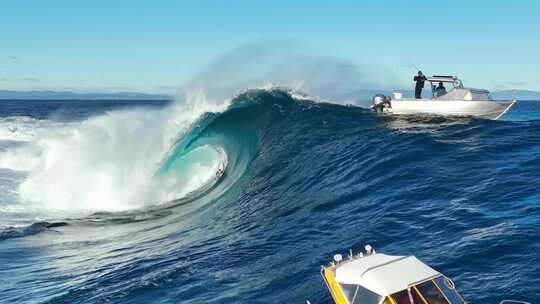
0, 90, 539, 303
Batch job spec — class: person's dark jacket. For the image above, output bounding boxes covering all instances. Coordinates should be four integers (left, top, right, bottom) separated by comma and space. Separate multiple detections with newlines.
414, 75, 427, 88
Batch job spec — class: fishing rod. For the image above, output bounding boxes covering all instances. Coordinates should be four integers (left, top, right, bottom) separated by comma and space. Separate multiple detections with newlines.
409, 62, 427, 75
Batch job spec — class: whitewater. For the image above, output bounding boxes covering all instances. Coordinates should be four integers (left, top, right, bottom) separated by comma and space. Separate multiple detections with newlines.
0, 90, 539, 303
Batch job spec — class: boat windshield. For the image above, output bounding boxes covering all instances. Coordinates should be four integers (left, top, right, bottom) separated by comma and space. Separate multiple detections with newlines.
431, 276, 466, 304
339, 283, 384, 304
385, 276, 465, 304
427, 76, 463, 98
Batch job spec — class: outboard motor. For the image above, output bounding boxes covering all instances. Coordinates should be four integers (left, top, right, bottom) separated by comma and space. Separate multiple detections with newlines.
371, 94, 392, 113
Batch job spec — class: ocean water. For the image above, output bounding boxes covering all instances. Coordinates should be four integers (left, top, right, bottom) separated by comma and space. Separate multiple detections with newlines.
0, 91, 539, 303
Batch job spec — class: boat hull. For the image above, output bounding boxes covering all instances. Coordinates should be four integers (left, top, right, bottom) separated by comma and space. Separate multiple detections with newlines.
386, 99, 516, 120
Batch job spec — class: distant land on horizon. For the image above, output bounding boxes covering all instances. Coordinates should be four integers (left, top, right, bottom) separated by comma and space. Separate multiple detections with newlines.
0, 90, 171, 100
0, 89, 540, 101
491, 90, 540, 100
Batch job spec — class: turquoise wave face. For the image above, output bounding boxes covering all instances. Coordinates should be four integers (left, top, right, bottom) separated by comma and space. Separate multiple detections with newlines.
162, 145, 225, 176
157, 144, 226, 201
156, 94, 264, 205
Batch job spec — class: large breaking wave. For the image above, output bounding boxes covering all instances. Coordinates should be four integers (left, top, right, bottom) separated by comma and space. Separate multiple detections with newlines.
0, 88, 311, 222
0, 92, 230, 217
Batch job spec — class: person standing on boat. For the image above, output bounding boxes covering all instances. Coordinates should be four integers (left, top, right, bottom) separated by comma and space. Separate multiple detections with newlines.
414, 71, 427, 99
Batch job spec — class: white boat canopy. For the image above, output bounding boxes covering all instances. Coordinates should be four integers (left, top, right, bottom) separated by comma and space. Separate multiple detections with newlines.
334, 253, 440, 296
426, 75, 460, 83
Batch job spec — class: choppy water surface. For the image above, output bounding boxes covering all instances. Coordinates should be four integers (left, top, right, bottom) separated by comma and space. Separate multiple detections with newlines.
0, 92, 539, 303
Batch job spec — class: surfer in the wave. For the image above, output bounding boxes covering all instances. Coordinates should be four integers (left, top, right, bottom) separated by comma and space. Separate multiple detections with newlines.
216, 168, 224, 178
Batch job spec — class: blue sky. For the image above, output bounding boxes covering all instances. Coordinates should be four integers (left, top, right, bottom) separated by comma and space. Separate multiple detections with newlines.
1, 1, 539, 92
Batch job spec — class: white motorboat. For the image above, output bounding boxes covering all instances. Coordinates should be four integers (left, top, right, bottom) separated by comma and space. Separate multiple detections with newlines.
371, 75, 516, 120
